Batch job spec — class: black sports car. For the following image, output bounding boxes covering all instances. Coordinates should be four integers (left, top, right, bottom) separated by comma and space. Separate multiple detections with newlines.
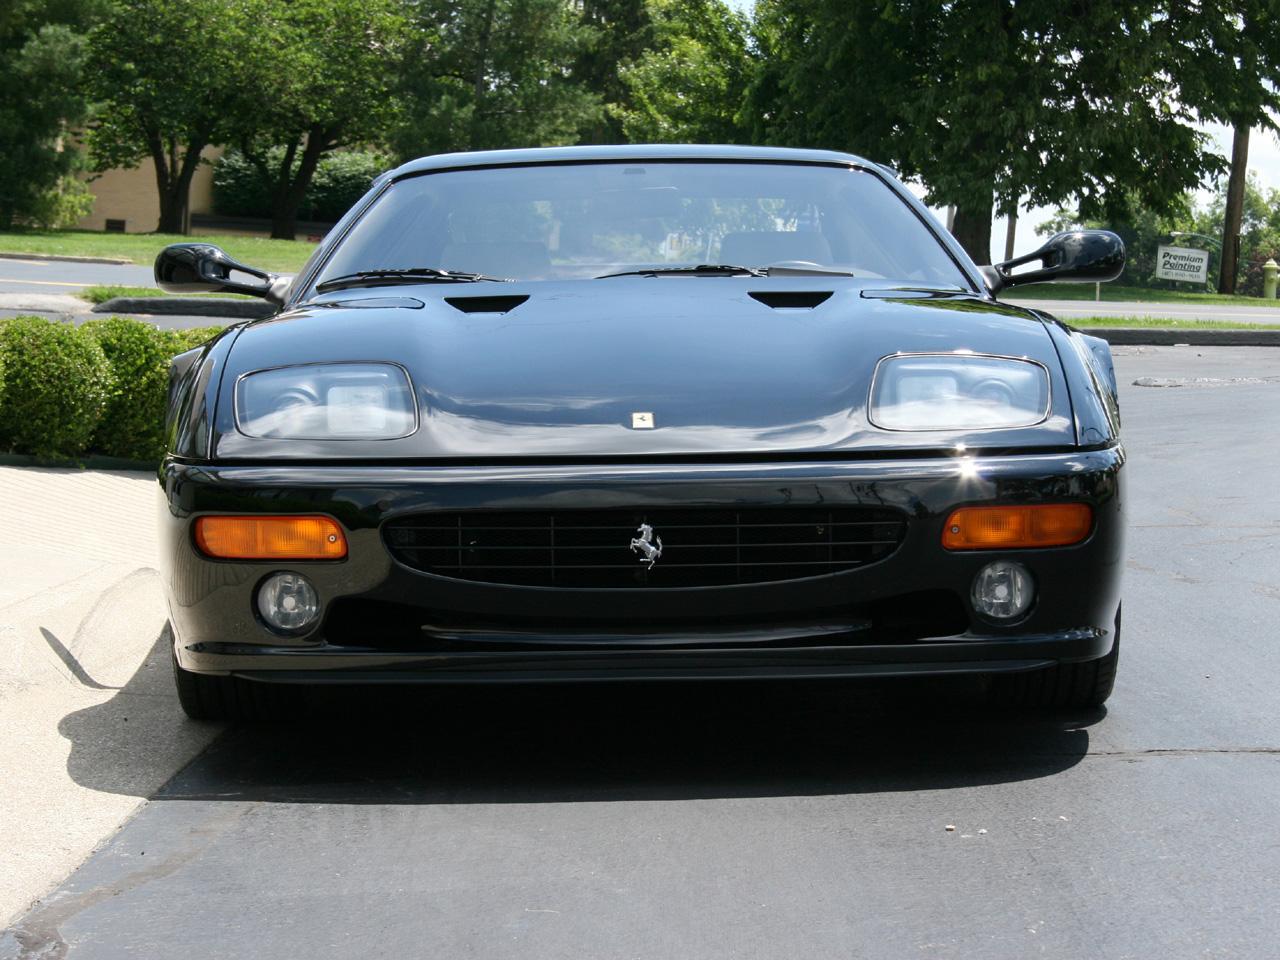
156, 145, 1126, 721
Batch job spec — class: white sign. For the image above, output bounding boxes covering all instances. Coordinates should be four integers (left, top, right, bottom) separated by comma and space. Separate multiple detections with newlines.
1156, 245, 1210, 284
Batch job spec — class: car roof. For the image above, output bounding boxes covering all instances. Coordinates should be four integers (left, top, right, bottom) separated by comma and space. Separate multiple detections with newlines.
388, 144, 879, 180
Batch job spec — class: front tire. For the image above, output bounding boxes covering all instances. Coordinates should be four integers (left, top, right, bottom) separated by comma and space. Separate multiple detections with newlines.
993, 605, 1121, 709
169, 627, 279, 721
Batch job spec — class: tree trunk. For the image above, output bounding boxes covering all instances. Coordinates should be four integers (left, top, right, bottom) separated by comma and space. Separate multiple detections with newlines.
1218, 122, 1249, 295
952, 197, 994, 266
1003, 204, 1018, 262
151, 134, 207, 235
269, 129, 330, 241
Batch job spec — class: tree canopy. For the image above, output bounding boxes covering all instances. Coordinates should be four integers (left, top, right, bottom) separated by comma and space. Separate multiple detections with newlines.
14, 0, 1276, 271
745, 0, 1231, 264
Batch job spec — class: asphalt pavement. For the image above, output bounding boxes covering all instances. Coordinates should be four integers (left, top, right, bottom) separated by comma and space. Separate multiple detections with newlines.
0, 257, 155, 294
3, 344, 1279, 959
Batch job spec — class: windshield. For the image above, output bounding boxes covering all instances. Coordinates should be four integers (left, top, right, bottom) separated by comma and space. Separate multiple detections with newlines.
315, 161, 970, 289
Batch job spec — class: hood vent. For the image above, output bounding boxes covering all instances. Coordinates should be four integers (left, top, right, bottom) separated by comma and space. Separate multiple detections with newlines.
445, 294, 530, 314
749, 291, 833, 309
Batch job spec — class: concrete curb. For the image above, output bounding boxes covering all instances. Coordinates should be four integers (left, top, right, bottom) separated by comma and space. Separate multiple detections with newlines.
92, 296, 273, 319
1082, 327, 1280, 347
0, 251, 133, 266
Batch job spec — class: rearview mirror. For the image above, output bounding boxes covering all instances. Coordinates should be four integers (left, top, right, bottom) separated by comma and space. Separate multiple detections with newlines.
155, 243, 292, 306
982, 230, 1125, 295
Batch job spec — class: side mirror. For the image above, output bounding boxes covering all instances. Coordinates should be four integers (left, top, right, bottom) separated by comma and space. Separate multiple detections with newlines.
155, 243, 292, 306
981, 230, 1125, 295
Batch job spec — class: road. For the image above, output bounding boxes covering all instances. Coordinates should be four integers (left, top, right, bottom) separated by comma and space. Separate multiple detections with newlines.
1005, 296, 1280, 324
3, 345, 1279, 959
0, 257, 154, 294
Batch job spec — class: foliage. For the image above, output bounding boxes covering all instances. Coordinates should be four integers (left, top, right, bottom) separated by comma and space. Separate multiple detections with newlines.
573, 0, 655, 143
1068, 316, 1274, 330
1168, 2, 1280, 131
392, 0, 603, 158
616, 0, 750, 144
81, 285, 252, 304
231, 0, 408, 238
0, 316, 221, 463
26, 176, 96, 230
0, 316, 113, 459
82, 318, 221, 461
744, 0, 1223, 263
0, 1, 102, 229
85, 0, 254, 233
213, 149, 391, 224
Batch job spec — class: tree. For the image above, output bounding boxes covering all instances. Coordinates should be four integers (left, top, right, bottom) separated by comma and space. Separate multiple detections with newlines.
392, 0, 602, 159
233, 0, 409, 240
616, 0, 751, 144
745, 0, 1222, 265
572, 0, 656, 143
0, 1, 101, 230
1165, 3, 1280, 293
85, 0, 252, 234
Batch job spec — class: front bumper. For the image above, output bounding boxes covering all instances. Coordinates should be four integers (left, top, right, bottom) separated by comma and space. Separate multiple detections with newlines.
160, 447, 1124, 682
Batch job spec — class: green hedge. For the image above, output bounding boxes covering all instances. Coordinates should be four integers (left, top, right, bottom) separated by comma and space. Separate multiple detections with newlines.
0, 316, 223, 463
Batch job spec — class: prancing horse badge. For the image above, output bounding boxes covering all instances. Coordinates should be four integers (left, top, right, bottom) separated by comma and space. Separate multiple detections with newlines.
629, 523, 663, 568
631, 412, 655, 429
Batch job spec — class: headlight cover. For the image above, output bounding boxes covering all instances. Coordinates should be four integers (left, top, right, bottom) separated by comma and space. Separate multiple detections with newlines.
235, 362, 417, 440
869, 354, 1050, 431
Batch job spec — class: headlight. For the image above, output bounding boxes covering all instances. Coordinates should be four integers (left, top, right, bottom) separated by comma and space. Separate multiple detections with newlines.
235, 362, 417, 439
869, 354, 1050, 431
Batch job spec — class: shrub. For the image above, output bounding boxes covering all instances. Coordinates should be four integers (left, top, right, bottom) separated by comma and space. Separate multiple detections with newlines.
213, 148, 391, 223
168, 326, 226, 353
82, 319, 226, 461
0, 316, 112, 459
26, 176, 96, 230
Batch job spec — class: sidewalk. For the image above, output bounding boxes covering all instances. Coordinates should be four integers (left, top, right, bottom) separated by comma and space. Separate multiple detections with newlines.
0, 466, 220, 926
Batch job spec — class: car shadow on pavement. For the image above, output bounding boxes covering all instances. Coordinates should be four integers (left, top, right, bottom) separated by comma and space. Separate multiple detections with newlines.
61, 654, 1102, 804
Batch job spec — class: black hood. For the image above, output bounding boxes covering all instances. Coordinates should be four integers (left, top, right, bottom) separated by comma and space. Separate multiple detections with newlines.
212, 279, 1077, 460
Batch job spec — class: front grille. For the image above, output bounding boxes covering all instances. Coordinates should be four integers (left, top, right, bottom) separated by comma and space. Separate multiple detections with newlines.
383, 507, 907, 588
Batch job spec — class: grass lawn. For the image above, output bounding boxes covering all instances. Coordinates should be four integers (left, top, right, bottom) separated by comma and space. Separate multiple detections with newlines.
1011, 282, 1271, 306
0, 229, 316, 273
81, 284, 251, 304
1069, 315, 1278, 330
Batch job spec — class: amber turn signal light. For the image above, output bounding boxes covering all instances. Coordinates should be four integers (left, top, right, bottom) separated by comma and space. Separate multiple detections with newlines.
195, 515, 348, 560
942, 503, 1093, 550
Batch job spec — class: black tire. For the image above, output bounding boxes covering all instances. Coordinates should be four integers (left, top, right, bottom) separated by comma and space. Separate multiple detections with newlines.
170, 628, 280, 722
992, 605, 1121, 710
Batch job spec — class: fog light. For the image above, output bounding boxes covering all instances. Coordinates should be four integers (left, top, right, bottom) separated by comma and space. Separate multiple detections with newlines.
257, 572, 319, 633
971, 561, 1034, 620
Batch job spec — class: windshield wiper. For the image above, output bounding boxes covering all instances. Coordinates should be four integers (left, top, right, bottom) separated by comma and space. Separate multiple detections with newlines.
316, 268, 508, 293
594, 264, 766, 279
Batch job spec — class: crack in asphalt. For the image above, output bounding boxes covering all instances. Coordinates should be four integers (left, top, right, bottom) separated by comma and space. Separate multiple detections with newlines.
5, 806, 247, 960
1086, 747, 1280, 759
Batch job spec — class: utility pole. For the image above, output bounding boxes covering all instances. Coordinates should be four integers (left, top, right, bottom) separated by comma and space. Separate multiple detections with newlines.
1219, 123, 1250, 294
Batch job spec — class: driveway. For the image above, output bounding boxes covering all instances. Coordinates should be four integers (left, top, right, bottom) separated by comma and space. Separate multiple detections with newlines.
3, 345, 1280, 958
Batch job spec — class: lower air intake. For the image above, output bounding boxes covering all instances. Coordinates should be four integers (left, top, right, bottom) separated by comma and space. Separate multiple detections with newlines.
384, 507, 907, 588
